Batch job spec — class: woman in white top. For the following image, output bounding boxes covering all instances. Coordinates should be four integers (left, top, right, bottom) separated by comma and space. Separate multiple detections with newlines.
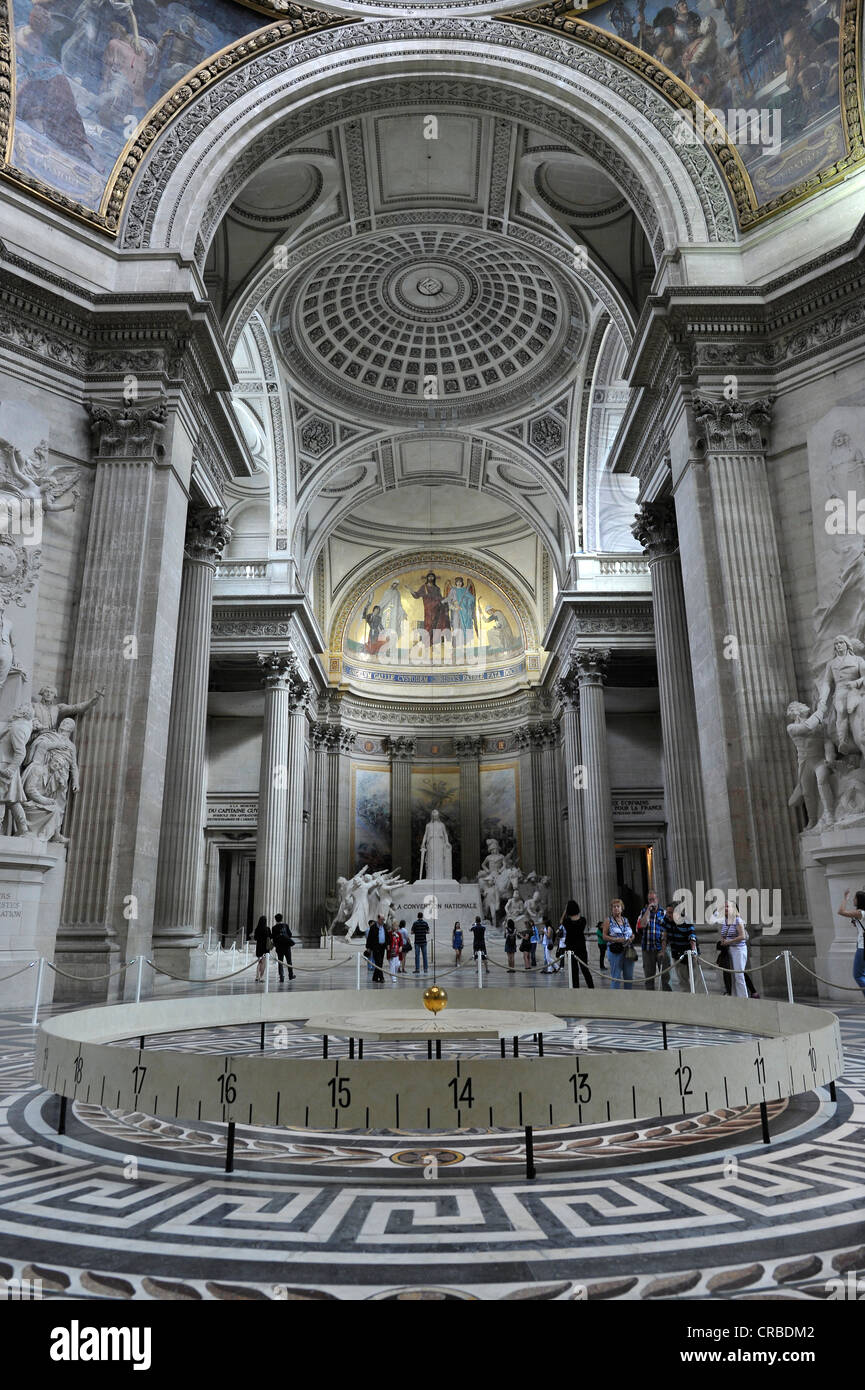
603, 898, 635, 990
837, 889, 865, 998
720, 902, 748, 999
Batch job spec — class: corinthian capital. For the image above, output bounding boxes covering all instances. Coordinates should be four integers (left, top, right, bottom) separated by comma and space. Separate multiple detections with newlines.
632, 498, 678, 560
572, 647, 611, 685
692, 394, 774, 455
387, 735, 416, 761
257, 649, 309, 712
88, 399, 167, 461
185, 506, 231, 565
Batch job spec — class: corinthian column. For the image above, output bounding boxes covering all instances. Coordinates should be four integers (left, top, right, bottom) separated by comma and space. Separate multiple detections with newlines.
574, 648, 618, 922
632, 499, 709, 897
388, 736, 415, 879
253, 651, 308, 926
677, 395, 802, 912
283, 662, 311, 931
152, 507, 230, 966
555, 671, 588, 912
456, 736, 483, 878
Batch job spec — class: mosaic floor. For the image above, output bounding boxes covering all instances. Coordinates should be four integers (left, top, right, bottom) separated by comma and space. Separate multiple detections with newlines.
1, 974, 864, 1301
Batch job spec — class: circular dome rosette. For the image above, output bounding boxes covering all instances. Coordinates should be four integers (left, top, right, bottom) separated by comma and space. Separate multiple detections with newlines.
274, 227, 584, 423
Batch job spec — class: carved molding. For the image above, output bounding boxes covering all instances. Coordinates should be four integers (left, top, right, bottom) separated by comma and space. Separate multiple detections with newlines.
386, 735, 417, 761
455, 735, 485, 758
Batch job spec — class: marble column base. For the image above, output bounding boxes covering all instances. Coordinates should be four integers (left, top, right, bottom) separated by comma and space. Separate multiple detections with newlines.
0, 836, 66, 1008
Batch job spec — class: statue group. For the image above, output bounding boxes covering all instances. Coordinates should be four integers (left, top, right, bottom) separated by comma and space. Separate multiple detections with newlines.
787, 633, 865, 830
0, 686, 102, 844
329, 812, 551, 934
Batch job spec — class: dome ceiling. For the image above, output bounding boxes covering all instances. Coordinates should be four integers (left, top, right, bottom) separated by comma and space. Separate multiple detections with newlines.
274, 226, 584, 424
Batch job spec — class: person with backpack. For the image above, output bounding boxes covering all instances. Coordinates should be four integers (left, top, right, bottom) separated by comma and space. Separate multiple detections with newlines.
471, 916, 489, 973
411, 911, 430, 974
272, 913, 296, 983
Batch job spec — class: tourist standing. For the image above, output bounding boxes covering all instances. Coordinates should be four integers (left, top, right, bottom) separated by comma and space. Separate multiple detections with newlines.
529, 920, 539, 967
272, 914, 296, 983
837, 889, 865, 997
398, 919, 411, 972
666, 902, 698, 990
254, 914, 271, 983
718, 902, 748, 998
595, 920, 607, 972
387, 922, 402, 983
561, 900, 594, 988
504, 918, 517, 971
604, 899, 635, 990
471, 916, 489, 973
412, 911, 430, 974
452, 921, 464, 966
519, 926, 533, 969
639, 892, 671, 992
366, 915, 388, 983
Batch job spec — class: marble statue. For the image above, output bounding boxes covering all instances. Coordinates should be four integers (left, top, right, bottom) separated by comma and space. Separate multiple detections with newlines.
786, 701, 837, 829
335, 867, 372, 938
504, 891, 528, 933
419, 809, 452, 880
523, 888, 546, 925
815, 636, 865, 759
0, 611, 25, 694
0, 436, 80, 512
369, 869, 408, 922
0, 705, 33, 835
31, 683, 104, 734
477, 840, 519, 923
22, 716, 79, 844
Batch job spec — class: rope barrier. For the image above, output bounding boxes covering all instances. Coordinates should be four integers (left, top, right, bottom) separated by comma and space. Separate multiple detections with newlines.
44, 959, 135, 982
787, 954, 865, 992
0, 959, 37, 982
146, 958, 258, 983
696, 952, 784, 975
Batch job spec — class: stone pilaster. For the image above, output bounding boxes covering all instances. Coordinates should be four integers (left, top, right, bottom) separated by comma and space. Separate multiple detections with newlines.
57, 399, 184, 999
514, 726, 537, 873
455, 736, 483, 879
305, 722, 333, 938
555, 671, 589, 913
388, 736, 415, 880
677, 395, 803, 912
574, 647, 618, 922
253, 650, 309, 928
152, 506, 230, 967
534, 722, 565, 913
632, 499, 710, 897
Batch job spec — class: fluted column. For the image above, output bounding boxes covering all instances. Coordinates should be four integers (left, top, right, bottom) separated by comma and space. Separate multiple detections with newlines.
555, 672, 588, 913
305, 722, 333, 936
152, 507, 230, 958
537, 723, 565, 910
283, 663, 310, 932
678, 395, 802, 911
58, 399, 184, 999
388, 737, 415, 880
574, 648, 618, 922
456, 736, 483, 879
253, 651, 307, 925
633, 499, 709, 897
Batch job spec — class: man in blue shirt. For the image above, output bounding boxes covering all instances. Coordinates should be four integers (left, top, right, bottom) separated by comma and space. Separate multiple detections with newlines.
638, 891, 671, 991
411, 912, 430, 974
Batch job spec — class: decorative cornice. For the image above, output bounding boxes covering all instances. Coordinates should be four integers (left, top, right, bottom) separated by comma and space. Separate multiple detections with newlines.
88, 400, 167, 461
632, 499, 678, 560
185, 507, 232, 566
692, 395, 774, 456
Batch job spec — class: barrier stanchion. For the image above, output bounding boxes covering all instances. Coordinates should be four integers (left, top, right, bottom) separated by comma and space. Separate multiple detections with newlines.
30, 955, 45, 1027
356, 952, 362, 990
134, 954, 145, 1004
783, 950, 794, 1003
566, 950, 575, 988
264, 953, 270, 994
687, 952, 695, 994
477, 954, 483, 989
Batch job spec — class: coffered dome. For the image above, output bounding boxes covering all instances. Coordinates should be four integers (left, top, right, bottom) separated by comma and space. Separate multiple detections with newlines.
274, 226, 584, 423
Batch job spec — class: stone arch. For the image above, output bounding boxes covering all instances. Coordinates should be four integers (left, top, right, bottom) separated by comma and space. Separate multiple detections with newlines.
120, 17, 740, 258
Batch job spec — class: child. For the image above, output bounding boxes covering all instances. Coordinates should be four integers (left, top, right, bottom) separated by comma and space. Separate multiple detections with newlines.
520, 927, 533, 969
452, 921, 463, 966
387, 923, 402, 983
504, 918, 517, 971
